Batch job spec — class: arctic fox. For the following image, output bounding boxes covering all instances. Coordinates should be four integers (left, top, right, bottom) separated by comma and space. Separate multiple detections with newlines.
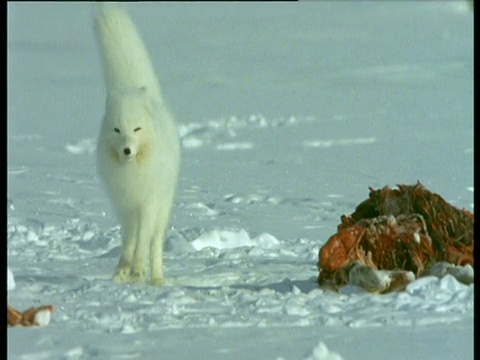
94, 5, 180, 285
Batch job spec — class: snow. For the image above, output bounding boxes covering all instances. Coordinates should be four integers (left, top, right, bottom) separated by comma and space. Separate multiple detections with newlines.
300, 341, 344, 360
8, 267, 16, 291
7, 2, 473, 359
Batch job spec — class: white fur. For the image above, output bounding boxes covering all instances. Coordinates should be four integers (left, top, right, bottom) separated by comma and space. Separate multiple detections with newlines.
94, 5, 180, 285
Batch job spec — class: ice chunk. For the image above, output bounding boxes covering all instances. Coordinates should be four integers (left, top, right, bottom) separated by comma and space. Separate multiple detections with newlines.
7, 267, 15, 291
253, 232, 281, 249
425, 262, 474, 285
304, 341, 344, 360
191, 229, 253, 251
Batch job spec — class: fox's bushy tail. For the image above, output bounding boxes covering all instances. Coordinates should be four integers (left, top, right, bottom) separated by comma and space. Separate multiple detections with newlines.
93, 4, 163, 102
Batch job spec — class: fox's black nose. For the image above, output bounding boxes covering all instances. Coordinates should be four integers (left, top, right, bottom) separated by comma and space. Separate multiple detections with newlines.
123, 147, 131, 156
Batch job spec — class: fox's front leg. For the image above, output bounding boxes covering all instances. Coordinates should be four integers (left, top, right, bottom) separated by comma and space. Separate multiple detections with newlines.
150, 230, 166, 286
130, 206, 156, 281
150, 205, 173, 286
113, 211, 138, 282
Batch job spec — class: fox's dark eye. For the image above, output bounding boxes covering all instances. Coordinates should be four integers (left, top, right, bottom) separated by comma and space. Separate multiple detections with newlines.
114, 128, 120, 133
134, 127, 142, 132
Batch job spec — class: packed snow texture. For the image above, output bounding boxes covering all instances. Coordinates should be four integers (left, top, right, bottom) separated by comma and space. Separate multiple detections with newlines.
8, 267, 16, 291
7, 2, 473, 359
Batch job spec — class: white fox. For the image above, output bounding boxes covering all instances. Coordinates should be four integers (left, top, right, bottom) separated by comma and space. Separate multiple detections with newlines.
94, 5, 180, 285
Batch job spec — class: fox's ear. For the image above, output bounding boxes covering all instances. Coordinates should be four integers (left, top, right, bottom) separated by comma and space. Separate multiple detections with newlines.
105, 90, 122, 111
134, 87, 153, 117
137, 88, 154, 118
143, 99, 153, 119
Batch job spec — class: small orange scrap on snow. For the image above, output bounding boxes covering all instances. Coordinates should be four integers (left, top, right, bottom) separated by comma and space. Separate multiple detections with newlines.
7, 304, 55, 327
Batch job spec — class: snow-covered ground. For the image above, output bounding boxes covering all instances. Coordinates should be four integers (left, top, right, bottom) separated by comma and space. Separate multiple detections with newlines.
7, 2, 473, 359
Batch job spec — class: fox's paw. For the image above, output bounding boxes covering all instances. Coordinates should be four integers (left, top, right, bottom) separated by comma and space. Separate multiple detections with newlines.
113, 266, 132, 283
150, 276, 165, 286
129, 269, 147, 283
130, 261, 147, 281
151, 267, 165, 286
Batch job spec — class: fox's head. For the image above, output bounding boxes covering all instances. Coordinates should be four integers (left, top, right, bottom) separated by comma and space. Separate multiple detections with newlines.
102, 87, 155, 165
